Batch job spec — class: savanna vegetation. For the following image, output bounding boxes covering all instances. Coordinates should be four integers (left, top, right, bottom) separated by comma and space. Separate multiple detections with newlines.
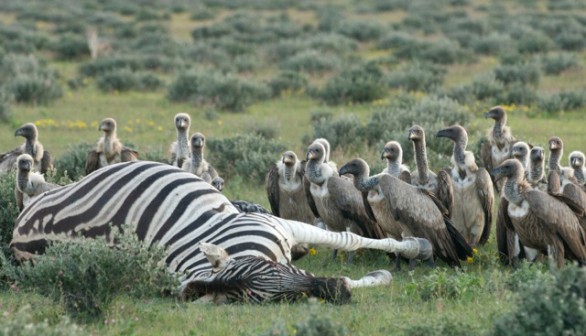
1, 0, 586, 334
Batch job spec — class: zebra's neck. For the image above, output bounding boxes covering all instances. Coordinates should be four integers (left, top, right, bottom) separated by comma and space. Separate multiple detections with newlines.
413, 139, 429, 183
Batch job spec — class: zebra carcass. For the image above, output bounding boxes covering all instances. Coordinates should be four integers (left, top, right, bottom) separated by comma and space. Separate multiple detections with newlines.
11, 161, 432, 304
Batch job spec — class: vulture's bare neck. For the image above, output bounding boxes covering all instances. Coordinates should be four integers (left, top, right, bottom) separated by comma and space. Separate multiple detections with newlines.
103, 132, 119, 156
503, 174, 526, 205
176, 130, 190, 156
24, 137, 39, 160
283, 162, 298, 182
413, 138, 430, 183
574, 167, 585, 184
529, 160, 544, 184
356, 174, 379, 193
549, 149, 562, 172
306, 160, 327, 185
191, 148, 204, 167
453, 138, 468, 168
17, 170, 33, 194
492, 116, 507, 144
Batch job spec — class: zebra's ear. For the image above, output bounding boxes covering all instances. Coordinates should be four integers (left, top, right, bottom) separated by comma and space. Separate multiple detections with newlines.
200, 242, 231, 271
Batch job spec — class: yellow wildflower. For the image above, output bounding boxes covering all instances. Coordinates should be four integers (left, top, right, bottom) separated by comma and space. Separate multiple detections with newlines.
309, 248, 317, 256
466, 256, 474, 264
473, 248, 478, 255
124, 126, 133, 133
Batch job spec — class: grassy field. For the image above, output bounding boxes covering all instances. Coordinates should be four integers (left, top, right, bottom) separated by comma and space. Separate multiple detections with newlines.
1, 0, 586, 334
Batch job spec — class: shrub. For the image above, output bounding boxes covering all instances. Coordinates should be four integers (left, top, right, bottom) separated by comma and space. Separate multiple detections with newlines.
269, 71, 308, 97
555, 31, 585, 51
377, 31, 416, 50
420, 39, 470, 65
96, 69, 140, 92
0, 305, 83, 336
0, 88, 13, 121
15, 226, 178, 319
280, 50, 341, 74
78, 55, 178, 78
538, 90, 586, 114
540, 53, 579, 75
8, 73, 63, 105
53, 143, 95, 181
319, 63, 386, 105
206, 134, 285, 183
516, 30, 553, 54
494, 63, 540, 86
0, 172, 19, 251
491, 265, 586, 336
336, 20, 384, 42
51, 33, 88, 60
312, 114, 365, 151
387, 62, 445, 92
501, 83, 537, 106
402, 319, 475, 336
471, 33, 512, 55
404, 268, 484, 301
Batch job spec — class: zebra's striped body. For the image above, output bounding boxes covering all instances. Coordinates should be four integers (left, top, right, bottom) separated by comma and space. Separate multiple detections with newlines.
12, 161, 431, 303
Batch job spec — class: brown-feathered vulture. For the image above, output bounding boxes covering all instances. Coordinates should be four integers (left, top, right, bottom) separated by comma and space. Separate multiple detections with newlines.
437, 125, 494, 247
85, 118, 139, 175
569, 151, 586, 186
15, 154, 59, 211
305, 142, 385, 262
528, 146, 547, 190
169, 113, 191, 168
380, 141, 410, 178
547, 137, 586, 214
182, 132, 219, 184
408, 125, 453, 216
493, 159, 586, 268
266, 150, 316, 225
481, 106, 517, 192
339, 158, 472, 268
0, 123, 53, 175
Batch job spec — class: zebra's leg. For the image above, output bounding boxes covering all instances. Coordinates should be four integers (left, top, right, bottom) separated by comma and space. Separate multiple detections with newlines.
281, 220, 433, 262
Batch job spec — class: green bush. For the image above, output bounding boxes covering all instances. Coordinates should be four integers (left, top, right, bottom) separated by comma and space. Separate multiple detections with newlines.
540, 53, 579, 75
538, 90, 586, 114
318, 63, 386, 105
137, 72, 165, 91
14, 226, 178, 319
78, 55, 178, 78
494, 63, 540, 86
206, 134, 285, 183
516, 30, 553, 54
387, 62, 445, 92
281, 50, 341, 74
51, 33, 88, 60
420, 39, 470, 65
401, 319, 475, 336
555, 31, 585, 51
0, 172, 19, 252
0, 88, 13, 121
8, 73, 63, 105
96, 69, 140, 92
377, 31, 416, 50
0, 305, 83, 336
404, 268, 484, 301
336, 20, 384, 42
312, 114, 365, 151
491, 265, 586, 336
269, 71, 308, 97
471, 33, 512, 55
53, 143, 95, 181
502, 83, 537, 106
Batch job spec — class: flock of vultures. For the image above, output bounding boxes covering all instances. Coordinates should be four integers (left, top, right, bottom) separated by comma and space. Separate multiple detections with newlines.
2, 105, 586, 269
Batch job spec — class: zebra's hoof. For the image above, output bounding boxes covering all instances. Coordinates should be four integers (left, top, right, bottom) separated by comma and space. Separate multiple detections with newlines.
402, 237, 433, 261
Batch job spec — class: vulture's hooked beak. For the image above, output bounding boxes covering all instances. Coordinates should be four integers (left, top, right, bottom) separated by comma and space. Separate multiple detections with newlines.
306, 151, 316, 161
436, 129, 450, 139
381, 149, 390, 160
283, 156, 295, 165
14, 128, 23, 137
492, 167, 506, 181
484, 111, 492, 119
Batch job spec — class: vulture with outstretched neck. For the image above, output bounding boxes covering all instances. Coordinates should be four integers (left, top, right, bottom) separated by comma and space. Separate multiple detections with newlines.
169, 113, 191, 168
481, 106, 516, 192
547, 137, 586, 213
305, 143, 385, 262
569, 151, 586, 186
493, 159, 586, 268
85, 118, 139, 175
15, 154, 59, 211
380, 141, 410, 179
266, 150, 316, 225
437, 125, 494, 247
528, 146, 547, 190
339, 158, 472, 268
182, 132, 219, 184
408, 125, 453, 217
0, 123, 53, 175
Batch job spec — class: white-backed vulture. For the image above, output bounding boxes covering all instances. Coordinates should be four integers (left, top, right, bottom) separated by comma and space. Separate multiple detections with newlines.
266, 150, 316, 225
169, 113, 191, 168
547, 137, 586, 212
481, 106, 516, 192
528, 146, 547, 190
380, 141, 410, 178
569, 151, 586, 186
493, 159, 586, 268
305, 143, 385, 262
211, 177, 225, 192
0, 123, 53, 175
15, 154, 59, 211
547, 136, 575, 187
437, 125, 494, 247
85, 118, 139, 175
339, 158, 472, 268
408, 125, 453, 217
182, 132, 219, 184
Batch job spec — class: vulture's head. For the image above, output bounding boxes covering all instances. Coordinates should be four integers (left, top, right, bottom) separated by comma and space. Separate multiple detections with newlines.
14, 123, 38, 140
569, 151, 585, 169
485, 106, 506, 121
339, 158, 369, 177
211, 177, 224, 192
381, 141, 402, 161
511, 142, 530, 161
530, 146, 545, 163
281, 151, 298, 166
99, 118, 117, 134
408, 125, 425, 142
493, 159, 523, 181
306, 142, 326, 163
17, 154, 34, 173
311, 138, 331, 163
175, 113, 191, 132
548, 136, 563, 152
191, 132, 206, 149
436, 125, 467, 143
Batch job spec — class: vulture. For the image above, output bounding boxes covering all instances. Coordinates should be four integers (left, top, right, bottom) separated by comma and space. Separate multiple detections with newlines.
437, 125, 494, 247
380, 141, 410, 179
547, 136, 575, 187
547, 137, 586, 210
85, 118, 139, 175
339, 158, 472, 268
211, 177, 225, 192
493, 159, 586, 268
15, 154, 59, 211
408, 125, 453, 216
481, 106, 517, 192
305, 142, 385, 262
169, 113, 191, 168
511, 142, 531, 175
182, 132, 219, 184
266, 150, 316, 225
569, 151, 586, 186
528, 146, 547, 190
0, 123, 53, 175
